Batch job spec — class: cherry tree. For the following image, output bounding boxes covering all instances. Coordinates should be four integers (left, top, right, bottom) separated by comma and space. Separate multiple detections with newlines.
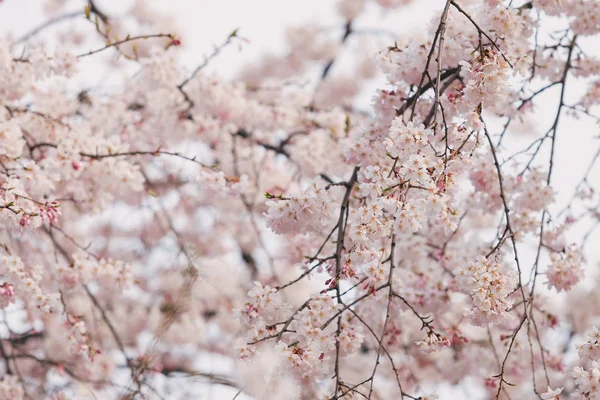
0, 0, 599, 398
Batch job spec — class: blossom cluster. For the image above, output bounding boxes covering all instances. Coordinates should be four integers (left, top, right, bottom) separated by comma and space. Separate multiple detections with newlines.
453, 256, 518, 326
574, 327, 600, 398
546, 245, 585, 292
265, 181, 339, 234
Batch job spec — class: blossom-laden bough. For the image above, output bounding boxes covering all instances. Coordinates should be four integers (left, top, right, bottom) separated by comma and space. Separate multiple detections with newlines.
0, 0, 599, 398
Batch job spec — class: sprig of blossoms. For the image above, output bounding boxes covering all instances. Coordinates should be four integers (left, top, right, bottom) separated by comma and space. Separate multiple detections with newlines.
66, 314, 101, 361
458, 49, 513, 114
72, 252, 133, 287
1, 255, 55, 312
454, 256, 517, 326
240, 282, 290, 343
415, 331, 451, 353
265, 181, 338, 234
384, 119, 432, 159
546, 245, 584, 292
198, 169, 249, 196
573, 327, 600, 398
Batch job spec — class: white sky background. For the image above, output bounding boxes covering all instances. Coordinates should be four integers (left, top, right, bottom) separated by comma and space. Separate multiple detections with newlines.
0, 0, 599, 399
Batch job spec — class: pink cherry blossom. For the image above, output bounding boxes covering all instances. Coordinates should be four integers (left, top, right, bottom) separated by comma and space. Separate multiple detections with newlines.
0, 0, 596, 398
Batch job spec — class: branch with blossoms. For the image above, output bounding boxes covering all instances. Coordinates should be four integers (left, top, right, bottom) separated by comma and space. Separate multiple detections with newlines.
0, 0, 599, 399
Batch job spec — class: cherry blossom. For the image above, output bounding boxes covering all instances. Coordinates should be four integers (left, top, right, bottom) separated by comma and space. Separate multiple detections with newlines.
0, 0, 596, 398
